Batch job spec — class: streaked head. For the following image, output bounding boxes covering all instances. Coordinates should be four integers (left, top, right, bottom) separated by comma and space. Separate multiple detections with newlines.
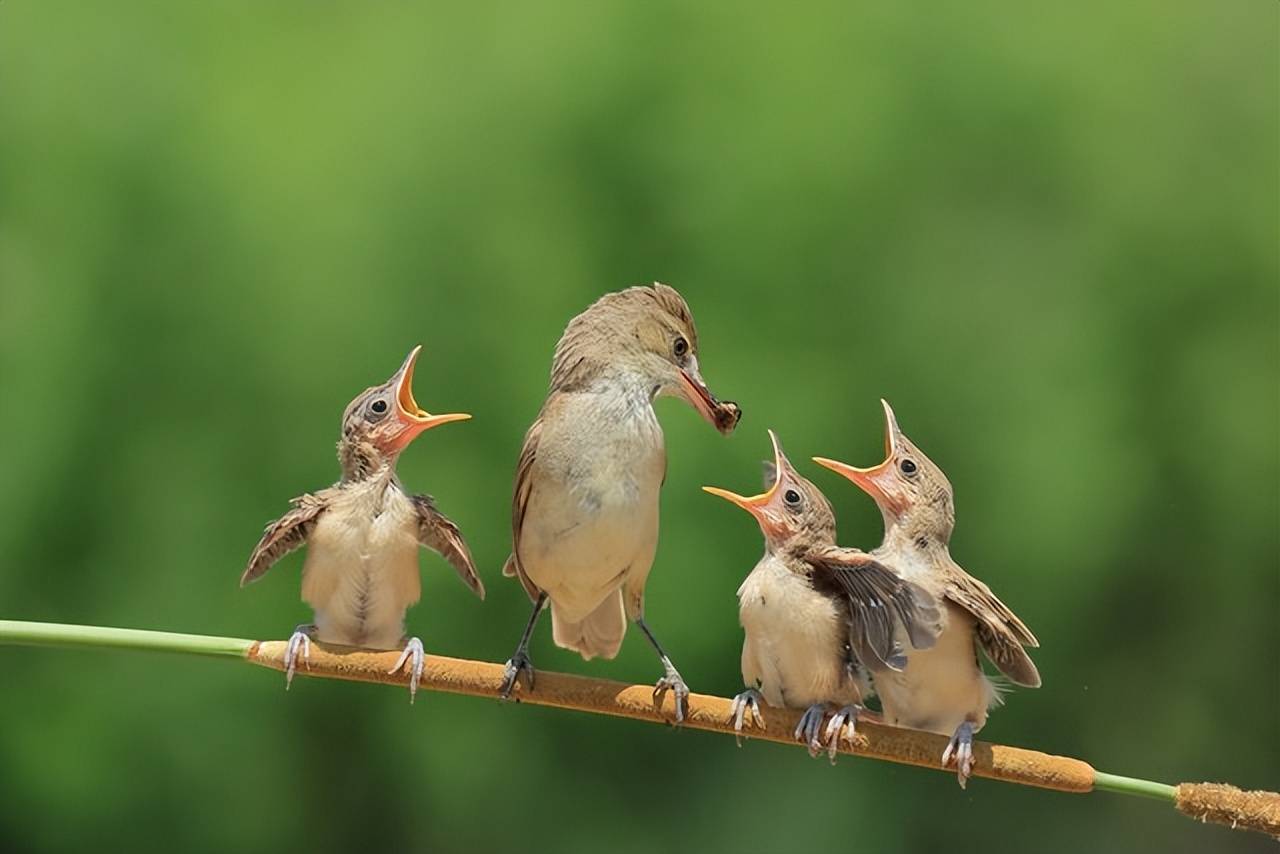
339, 346, 470, 478
813, 400, 954, 543
703, 430, 836, 551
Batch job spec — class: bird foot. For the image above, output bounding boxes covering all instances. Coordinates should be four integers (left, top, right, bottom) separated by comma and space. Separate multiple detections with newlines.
728, 688, 766, 745
794, 704, 829, 757
283, 625, 314, 690
388, 636, 426, 703
652, 657, 690, 724
823, 705, 862, 764
942, 720, 976, 788
499, 649, 536, 699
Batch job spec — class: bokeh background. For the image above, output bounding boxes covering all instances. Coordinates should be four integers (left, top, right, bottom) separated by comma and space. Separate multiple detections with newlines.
1, 2, 1276, 852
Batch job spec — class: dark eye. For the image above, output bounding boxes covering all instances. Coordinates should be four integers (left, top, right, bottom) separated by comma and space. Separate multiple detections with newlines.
371, 399, 388, 413
673, 336, 688, 359
900, 459, 918, 475
365, 397, 389, 421
783, 489, 801, 506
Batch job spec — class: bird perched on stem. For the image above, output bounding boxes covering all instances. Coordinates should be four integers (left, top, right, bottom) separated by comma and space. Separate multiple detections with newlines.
814, 400, 1040, 785
499, 283, 740, 722
241, 345, 484, 701
703, 430, 941, 758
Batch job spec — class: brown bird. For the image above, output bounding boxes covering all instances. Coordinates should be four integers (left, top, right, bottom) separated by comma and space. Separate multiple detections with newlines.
704, 430, 941, 757
499, 283, 740, 721
814, 400, 1040, 785
241, 346, 484, 701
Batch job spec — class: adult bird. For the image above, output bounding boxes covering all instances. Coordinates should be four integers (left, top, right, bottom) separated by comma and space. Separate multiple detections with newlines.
499, 283, 740, 721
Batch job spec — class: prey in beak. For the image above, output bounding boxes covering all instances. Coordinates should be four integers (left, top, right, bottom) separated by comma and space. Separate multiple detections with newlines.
677, 358, 741, 435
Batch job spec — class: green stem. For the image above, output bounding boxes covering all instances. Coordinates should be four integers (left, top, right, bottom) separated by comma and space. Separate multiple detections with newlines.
0, 620, 253, 659
1094, 771, 1177, 802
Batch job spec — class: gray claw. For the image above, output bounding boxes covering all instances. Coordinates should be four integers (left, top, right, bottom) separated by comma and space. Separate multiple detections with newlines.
728, 688, 767, 745
388, 636, 426, 704
652, 657, 690, 724
283, 625, 313, 690
793, 704, 828, 757
500, 651, 535, 699
942, 721, 976, 788
823, 704, 862, 763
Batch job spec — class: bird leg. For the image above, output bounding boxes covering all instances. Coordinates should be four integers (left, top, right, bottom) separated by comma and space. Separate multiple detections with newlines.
283, 624, 315, 690
942, 720, 976, 787
388, 636, 426, 703
823, 704, 862, 763
794, 704, 830, 757
727, 688, 767, 745
635, 618, 690, 724
500, 592, 546, 699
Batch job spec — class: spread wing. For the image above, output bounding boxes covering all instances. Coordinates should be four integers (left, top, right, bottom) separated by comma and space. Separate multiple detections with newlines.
409, 494, 484, 599
241, 491, 331, 586
501, 416, 544, 601
809, 546, 943, 673
944, 562, 1041, 687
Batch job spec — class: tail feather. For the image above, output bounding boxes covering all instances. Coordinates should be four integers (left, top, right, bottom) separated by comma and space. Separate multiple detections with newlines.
552, 592, 626, 661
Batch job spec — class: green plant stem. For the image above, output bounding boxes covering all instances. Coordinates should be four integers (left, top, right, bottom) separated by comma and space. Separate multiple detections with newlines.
1092, 771, 1177, 802
0, 620, 253, 659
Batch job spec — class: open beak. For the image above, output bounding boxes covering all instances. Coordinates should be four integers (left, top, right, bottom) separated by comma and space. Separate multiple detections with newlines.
812, 400, 905, 513
389, 345, 470, 450
703, 430, 787, 536
678, 358, 740, 435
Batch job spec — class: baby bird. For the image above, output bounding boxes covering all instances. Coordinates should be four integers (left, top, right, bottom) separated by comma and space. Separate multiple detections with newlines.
814, 400, 1040, 785
241, 345, 484, 701
499, 283, 740, 722
704, 430, 940, 758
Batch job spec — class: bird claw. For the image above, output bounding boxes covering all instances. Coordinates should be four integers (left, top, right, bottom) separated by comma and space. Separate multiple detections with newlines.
500, 650, 535, 699
388, 637, 426, 704
652, 659, 690, 724
942, 721, 976, 788
823, 705, 861, 764
793, 704, 829, 757
283, 626, 313, 690
728, 688, 767, 745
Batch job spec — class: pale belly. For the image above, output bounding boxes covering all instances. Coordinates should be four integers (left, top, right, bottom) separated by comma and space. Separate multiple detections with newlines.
520, 468, 661, 622
874, 601, 996, 734
737, 559, 864, 710
518, 388, 665, 623
301, 484, 422, 650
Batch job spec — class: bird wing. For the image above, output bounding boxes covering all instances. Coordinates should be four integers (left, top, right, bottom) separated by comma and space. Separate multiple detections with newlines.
408, 494, 484, 599
943, 561, 1041, 687
502, 415, 544, 601
809, 546, 943, 673
241, 491, 331, 586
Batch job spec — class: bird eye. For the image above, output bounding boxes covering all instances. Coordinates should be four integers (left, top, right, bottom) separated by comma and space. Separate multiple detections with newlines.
371, 399, 388, 413
900, 459, 918, 475
365, 397, 389, 422
783, 489, 801, 506
672, 336, 689, 359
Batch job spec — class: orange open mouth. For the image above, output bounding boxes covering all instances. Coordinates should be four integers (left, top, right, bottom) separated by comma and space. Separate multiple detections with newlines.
393, 345, 471, 433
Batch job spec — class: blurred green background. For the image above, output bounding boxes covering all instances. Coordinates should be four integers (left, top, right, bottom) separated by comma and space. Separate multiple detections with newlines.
1, 2, 1276, 852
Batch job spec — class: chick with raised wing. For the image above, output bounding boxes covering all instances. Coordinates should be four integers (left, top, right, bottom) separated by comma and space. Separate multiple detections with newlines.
242, 346, 483, 701
814, 400, 1040, 785
704, 430, 940, 758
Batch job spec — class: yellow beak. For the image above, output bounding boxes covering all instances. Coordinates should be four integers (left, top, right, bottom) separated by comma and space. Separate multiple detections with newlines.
386, 345, 470, 452
703, 430, 787, 533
